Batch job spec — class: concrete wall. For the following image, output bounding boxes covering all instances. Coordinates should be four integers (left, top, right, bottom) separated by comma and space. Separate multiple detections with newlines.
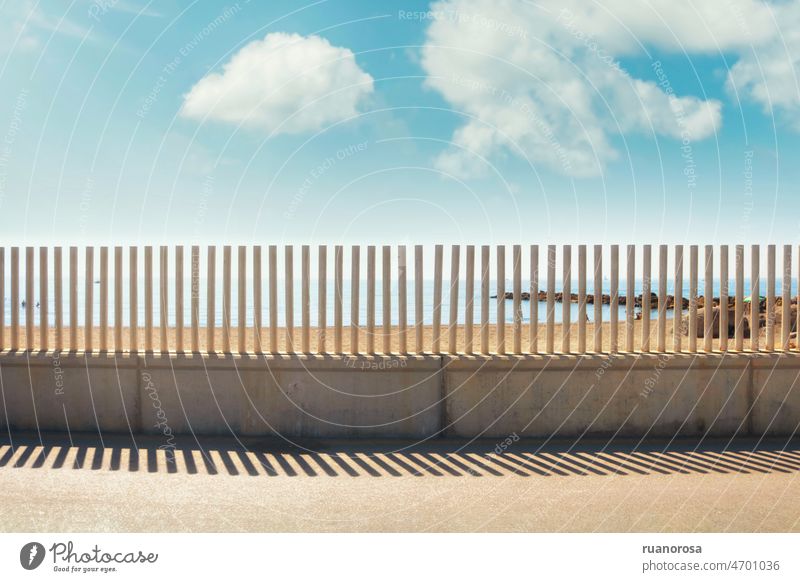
0, 351, 798, 439
444, 354, 752, 438
0, 352, 442, 439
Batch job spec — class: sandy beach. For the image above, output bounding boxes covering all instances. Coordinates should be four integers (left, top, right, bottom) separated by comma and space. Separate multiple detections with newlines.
2, 318, 779, 354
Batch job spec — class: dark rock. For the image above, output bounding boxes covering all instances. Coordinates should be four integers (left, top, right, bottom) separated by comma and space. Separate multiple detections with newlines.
683, 306, 751, 338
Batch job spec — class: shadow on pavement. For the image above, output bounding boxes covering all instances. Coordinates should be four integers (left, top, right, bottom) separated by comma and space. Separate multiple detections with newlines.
1, 431, 798, 478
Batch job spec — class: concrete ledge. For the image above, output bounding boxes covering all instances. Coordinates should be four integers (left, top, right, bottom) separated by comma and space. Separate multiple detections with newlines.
0, 352, 138, 433
442, 354, 752, 438
0, 352, 442, 439
1, 351, 799, 438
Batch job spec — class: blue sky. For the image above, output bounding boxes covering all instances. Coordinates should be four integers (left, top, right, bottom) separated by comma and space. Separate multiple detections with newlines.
0, 0, 798, 246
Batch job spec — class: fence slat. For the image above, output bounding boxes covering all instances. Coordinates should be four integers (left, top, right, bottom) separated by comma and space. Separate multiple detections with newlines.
547, 245, 556, 354
530, 245, 539, 354
496, 245, 506, 355
253, 246, 263, 353
130, 247, 138, 352
367, 246, 375, 354
176, 245, 184, 353
84, 247, 94, 352
10, 247, 18, 351
70, 247, 78, 351
99, 246, 108, 351
751, 245, 760, 352
577, 245, 586, 354
562, 245, 571, 354
269, 245, 277, 352
720, 245, 729, 352
782, 245, 791, 350
433, 245, 444, 354
673, 246, 683, 352
398, 246, 408, 354
796, 245, 800, 352
144, 246, 153, 352
351, 246, 360, 354
641, 245, 651, 353
284, 246, 293, 353
222, 246, 232, 353
54, 248, 62, 351
464, 246, 474, 354
657, 245, 667, 352
766, 244, 775, 352
594, 245, 602, 353
626, 245, 635, 352
415, 245, 424, 354
26, 247, 33, 350
39, 247, 48, 351
449, 245, 461, 354
481, 245, 490, 355
334, 245, 343, 354
610, 245, 619, 353
704, 245, 713, 352
317, 246, 326, 353
735, 245, 744, 351
397, 245, 408, 354
207, 246, 216, 353
159, 246, 168, 353
114, 247, 122, 352
239, 246, 247, 353
301, 245, 310, 353
191, 246, 200, 352
512, 245, 521, 354
383, 245, 392, 354
689, 245, 698, 353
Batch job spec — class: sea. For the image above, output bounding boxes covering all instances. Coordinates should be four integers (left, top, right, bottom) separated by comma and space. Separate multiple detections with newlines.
1, 277, 791, 328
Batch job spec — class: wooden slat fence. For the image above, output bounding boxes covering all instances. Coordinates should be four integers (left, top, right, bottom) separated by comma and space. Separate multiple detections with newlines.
0, 245, 796, 355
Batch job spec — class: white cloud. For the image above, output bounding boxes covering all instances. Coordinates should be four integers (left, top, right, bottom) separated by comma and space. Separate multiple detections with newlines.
422, 0, 730, 178
552, 0, 778, 55
555, 0, 800, 135
181, 32, 374, 135
0, 1, 92, 53
726, 3, 800, 130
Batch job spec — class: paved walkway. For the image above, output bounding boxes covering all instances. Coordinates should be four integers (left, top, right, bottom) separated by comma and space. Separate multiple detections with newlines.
0, 432, 798, 532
